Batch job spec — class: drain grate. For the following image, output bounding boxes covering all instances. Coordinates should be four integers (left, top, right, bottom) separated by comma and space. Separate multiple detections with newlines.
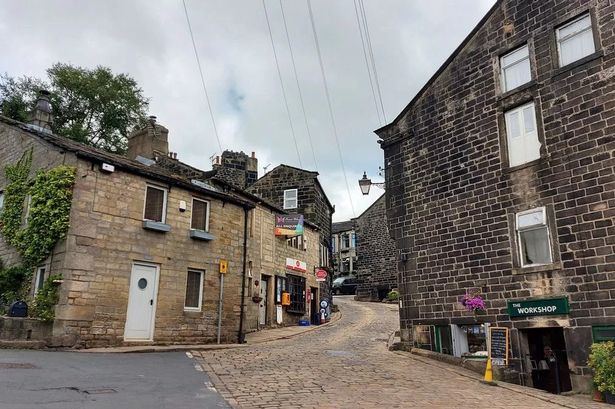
0, 363, 38, 369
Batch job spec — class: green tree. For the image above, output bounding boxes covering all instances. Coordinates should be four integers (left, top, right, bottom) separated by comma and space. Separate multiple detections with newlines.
0, 63, 149, 153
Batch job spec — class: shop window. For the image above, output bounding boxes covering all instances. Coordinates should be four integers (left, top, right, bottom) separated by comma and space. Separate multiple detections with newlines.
143, 185, 167, 222
500, 44, 531, 92
556, 13, 595, 67
592, 326, 615, 342
286, 274, 305, 314
283, 189, 298, 209
516, 207, 552, 267
184, 269, 204, 311
191, 198, 209, 231
275, 275, 287, 304
504, 102, 541, 167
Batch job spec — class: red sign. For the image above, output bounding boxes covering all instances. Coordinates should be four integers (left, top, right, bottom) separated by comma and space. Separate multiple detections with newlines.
315, 268, 327, 282
286, 258, 306, 273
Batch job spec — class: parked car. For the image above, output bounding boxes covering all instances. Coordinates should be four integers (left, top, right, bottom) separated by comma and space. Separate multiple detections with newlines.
332, 276, 357, 295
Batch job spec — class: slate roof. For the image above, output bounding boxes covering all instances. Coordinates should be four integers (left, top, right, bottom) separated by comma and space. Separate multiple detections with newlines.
332, 220, 355, 234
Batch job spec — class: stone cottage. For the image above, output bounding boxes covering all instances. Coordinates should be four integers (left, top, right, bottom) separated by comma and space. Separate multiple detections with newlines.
331, 220, 356, 279
376, 0, 615, 393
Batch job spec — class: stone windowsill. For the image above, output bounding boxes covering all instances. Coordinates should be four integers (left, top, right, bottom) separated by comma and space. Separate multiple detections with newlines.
512, 261, 562, 275
190, 230, 216, 241
551, 50, 603, 78
142, 220, 171, 232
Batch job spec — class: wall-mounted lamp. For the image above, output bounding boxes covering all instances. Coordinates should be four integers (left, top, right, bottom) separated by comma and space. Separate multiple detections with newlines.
358, 171, 385, 195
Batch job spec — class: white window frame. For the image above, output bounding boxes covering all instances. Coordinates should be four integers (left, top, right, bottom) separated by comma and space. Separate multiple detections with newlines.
504, 102, 541, 167
516, 207, 553, 268
34, 266, 46, 293
190, 197, 210, 232
184, 269, 204, 311
143, 184, 168, 223
556, 13, 595, 67
500, 44, 531, 92
283, 189, 298, 209
0, 190, 4, 211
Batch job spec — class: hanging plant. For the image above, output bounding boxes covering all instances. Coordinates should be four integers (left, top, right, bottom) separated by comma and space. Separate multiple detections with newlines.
460, 290, 486, 314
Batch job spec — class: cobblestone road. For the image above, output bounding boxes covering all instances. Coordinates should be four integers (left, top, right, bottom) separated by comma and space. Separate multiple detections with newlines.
193, 297, 602, 409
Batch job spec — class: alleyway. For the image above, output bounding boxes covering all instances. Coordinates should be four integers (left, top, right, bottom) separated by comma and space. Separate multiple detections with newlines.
194, 297, 603, 409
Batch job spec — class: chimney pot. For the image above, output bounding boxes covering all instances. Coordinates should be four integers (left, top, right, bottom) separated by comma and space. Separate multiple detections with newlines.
251, 151, 255, 158
28, 89, 53, 133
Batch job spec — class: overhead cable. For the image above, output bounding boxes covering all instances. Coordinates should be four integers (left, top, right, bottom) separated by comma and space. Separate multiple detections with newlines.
359, 0, 386, 122
279, 0, 319, 171
262, 0, 303, 168
306, 0, 355, 217
182, 0, 223, 154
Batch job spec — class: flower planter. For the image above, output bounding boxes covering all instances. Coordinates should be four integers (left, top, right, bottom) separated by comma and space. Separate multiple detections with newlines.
593, 389, 604, 402
605, 392, 615, 405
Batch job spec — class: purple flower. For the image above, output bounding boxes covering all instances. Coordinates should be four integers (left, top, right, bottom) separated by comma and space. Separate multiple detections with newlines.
460, 293, 486, 313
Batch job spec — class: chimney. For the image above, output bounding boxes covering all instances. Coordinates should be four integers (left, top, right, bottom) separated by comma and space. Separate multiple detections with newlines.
127, 115, 169, 160
28, 90, 53, 134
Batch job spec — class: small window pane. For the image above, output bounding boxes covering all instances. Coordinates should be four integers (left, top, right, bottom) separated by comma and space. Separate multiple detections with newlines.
518, 209, 545, 228
558, 15, 591, 39
144, 186, 165, 222
185, 271, 202, 309
559, 30, 595, 66
520, 227, 551, 265
0, 192, 4, 210
36, 267, 46, 292
507, 111, 521, 138
191, 199, 208, 231
523, 106, 535, 133
284, 189, 298, 209
501, 45, 531, 92
501, 46, 529, 67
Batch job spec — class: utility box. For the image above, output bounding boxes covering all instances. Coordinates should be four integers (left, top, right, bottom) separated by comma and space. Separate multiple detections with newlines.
8, 301, 28, 317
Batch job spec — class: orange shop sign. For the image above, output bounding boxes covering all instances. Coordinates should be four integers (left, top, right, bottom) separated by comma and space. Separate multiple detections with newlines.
286, 258, 306, 273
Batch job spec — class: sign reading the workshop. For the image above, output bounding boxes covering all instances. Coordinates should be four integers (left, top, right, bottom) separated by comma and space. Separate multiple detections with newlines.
286, 257, 306, 273
274, 214, 304, 237
507, 297, 570, 318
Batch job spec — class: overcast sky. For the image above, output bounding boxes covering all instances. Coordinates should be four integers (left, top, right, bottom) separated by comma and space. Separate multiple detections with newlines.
0, 0, 494, 222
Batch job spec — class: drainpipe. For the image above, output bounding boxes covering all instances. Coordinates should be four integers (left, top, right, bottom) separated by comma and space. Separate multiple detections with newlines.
237, 206, 249, 344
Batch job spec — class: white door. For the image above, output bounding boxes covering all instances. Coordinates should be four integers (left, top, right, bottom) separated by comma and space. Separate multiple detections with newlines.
124, 263, 158, 340
259, 277, 268, 326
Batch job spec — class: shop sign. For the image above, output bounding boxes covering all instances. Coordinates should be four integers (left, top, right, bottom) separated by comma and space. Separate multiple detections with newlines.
507, 297, 569, 318
315, 268, 327, 282
286, 257, 306, 273
274, 214, 304, 237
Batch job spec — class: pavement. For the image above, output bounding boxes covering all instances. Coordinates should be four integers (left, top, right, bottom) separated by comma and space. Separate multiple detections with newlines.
192, 295, 606, 409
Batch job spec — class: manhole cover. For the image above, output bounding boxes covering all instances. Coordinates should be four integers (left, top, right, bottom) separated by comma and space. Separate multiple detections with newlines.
84, 389, 117, 394
0, 363, 38, 369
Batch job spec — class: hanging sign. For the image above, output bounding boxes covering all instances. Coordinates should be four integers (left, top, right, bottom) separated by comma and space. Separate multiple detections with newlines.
507, 297, 569, 318
489, 327, 509, 366
274, 214, 304, 236
286, 258, 306, 273
315, 268, 327, 282
219, 259, 228, 274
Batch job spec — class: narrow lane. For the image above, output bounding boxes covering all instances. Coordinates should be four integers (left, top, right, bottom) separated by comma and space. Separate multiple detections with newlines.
194, 297, 590, 409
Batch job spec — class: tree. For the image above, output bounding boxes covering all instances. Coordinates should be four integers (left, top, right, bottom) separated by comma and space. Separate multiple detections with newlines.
0, 63, 149, 153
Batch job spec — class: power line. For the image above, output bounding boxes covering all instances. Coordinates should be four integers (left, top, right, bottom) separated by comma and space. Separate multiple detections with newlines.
353, 0, 383, 125
358, 0, 386, 123
306, 0, 355, 217
279, 0, 319, 171
181, 0, 223, 154
262, 0, 303, 168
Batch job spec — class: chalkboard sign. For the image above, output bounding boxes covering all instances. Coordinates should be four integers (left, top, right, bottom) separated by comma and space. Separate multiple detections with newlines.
489, 327, 509, 366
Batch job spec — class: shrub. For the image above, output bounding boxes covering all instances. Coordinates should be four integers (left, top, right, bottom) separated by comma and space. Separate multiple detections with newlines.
0, 263, 29, 314
30, 274, 62, 322
387, 289, 400, 301
588, 341, 615, 394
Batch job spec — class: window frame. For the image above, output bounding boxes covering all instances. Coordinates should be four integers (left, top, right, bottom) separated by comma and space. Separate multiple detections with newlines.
503, 101, 541, 168
184, 269, 204, 311
190, 197, 210, 232
34, 266, 46, 294
515, 207, 553, 268
286, 274, 306, 314
555, 13, 595, 68
143, 184, 168, 223
500, 44, 531, 93
283, 189, 298, 210
275, 275, 288, 304
0, 190, 4, 211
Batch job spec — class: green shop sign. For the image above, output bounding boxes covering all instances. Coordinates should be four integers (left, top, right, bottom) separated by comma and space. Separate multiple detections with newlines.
507, 297, 570, 318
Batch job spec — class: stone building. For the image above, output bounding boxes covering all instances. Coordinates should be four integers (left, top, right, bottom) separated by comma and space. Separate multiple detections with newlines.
376, 0, 615, 393
247, 165, 335, 298
331, 220, 356, 278
353, 194, 397, 301
0, 112, 324, 347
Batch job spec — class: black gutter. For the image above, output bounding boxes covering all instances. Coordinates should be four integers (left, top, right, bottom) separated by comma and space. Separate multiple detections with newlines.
237, 206, 249, 344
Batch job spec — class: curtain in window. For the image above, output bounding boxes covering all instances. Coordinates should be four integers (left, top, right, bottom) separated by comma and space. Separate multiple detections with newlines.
185, 271, 202, 308
521, 227, 551, 265
144, 187, 164, 222
192, 200, 208, 230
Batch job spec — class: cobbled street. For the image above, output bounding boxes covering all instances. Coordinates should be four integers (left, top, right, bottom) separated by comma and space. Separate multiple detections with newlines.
194, 297, 603, 409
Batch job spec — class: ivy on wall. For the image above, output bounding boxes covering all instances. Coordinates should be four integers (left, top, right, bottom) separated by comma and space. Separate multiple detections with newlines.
0, 149, 32, 247
30, 274, 62, 322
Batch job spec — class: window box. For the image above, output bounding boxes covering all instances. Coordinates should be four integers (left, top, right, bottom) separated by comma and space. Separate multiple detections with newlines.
190, 229, 216, 241
142, 220, 171, 232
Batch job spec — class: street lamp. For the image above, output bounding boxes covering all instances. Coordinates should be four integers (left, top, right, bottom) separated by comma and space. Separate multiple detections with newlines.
358, 171, 385, 195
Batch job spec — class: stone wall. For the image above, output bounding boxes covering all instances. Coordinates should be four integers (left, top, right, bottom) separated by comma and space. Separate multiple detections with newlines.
377, 0, 615, 390
354, 195, 398, 301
